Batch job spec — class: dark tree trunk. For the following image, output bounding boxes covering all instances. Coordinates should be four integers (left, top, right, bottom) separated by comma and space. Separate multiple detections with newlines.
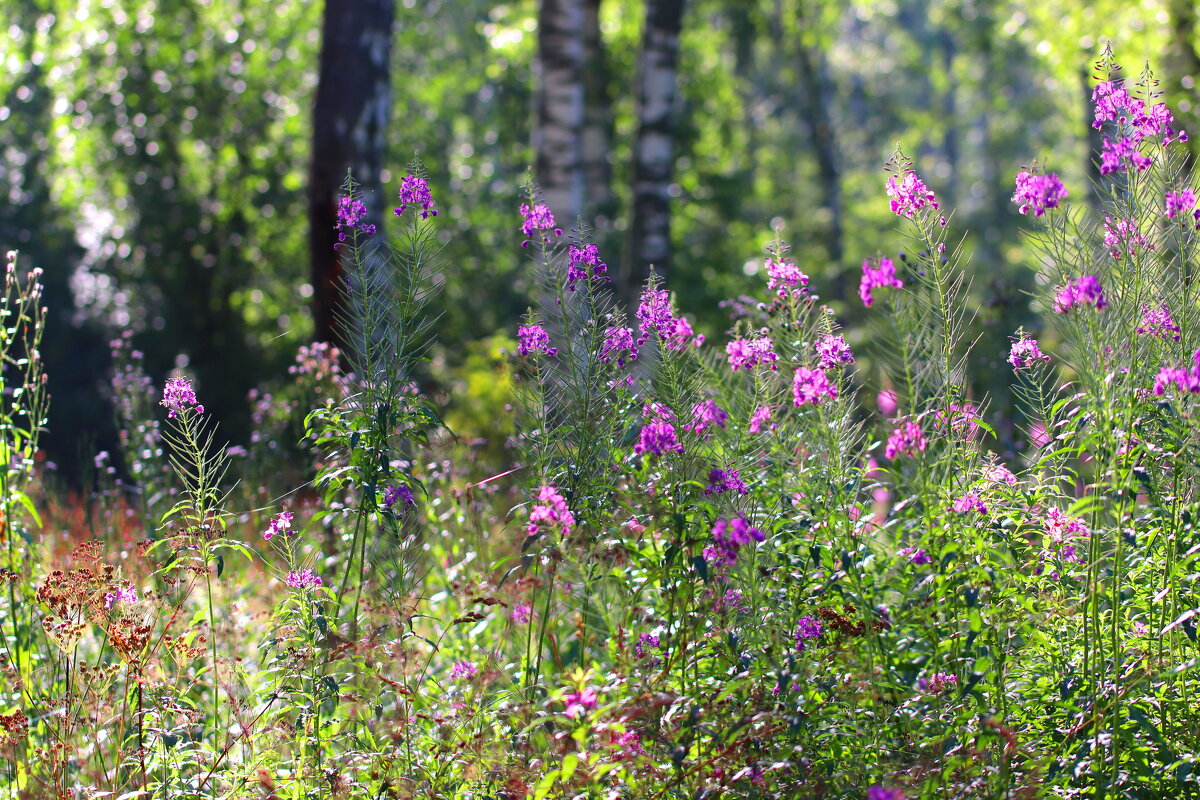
534, 0, 586, 235
582, 0, 616, 240
1168, 0, 1200, 170
309, 0, 395, 350
622, 0, 686, 309
794, 2, 842, 265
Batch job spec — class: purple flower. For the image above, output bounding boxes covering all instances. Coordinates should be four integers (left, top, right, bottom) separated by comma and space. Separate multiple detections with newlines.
986, 464, 1018, 485
1093, 79, 1188, 167
886, 170, 939, 219
704, 468, 748, 496
792, 367, 838, 407
1012, 171, 1067, 217
599, 325, 637, 367
335, 196, 376, 246
920, 672, 958, 694
1138, 304, 1181, 341
859, 257, 904, 307
564, 687, 599, 718
383, 485, 415, 510
520, 202, 562, 241
636, 287, 702, 350
1154, 349, 1200, 395
104, 586, 138, 609
566, 244, 608, 292
161, 377, 204, 418
952, 493, 987, 515
450, 660, 477, 680
711, 516, 765, 564
765, 256, 809, 299
685, 400, 728, 438
794, 615, 823, 652
511, 603, 532, 624
1103, 217, 1152, 259
900, 547, 932, 565
263, 511, 294, 541
1165, 189, 1198, 221
726, 336, 779, 371
526, 485, 575, 538
1008, 338, 1050, 372
748, 405, 773, 434
394, 174, 437, 219
635, 633, 662, 659
286, 569, 323, 590
517, 324, 557, 357
1053, 275, 1107, 313
637, 403, 684, 457
815, 333, 855, 370
885, 420, 926, 460
867, 786, 906, 800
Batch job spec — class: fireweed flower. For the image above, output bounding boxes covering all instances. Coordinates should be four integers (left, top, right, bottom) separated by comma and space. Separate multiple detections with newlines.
598, 325, 637, 367
710, 516, 765, 564
1103, 216, 1152, 259
726, 335, 779, 371
885, 420, 927, 459
867, 787, 906, 800
382, 485, 415, 510
1137, 304, 1181, 341
286, 569, 323, 590
511, 603, 532, 624
952, 493, 987, 515
900, 547, 932, 565
815, 333, 855, 370
1012, 171, 1068, 217
526, 485, 575, 538
334, 196, 376, 245
161, 377, 204, 418
685, 400, 727, 438
1165, 189, 1199, 222
635, 287, 702, 350
1044, 508, 1090, 563
1053, 275, 1107, 313
1008, 338, 1050, 372
635, 633, 663, 661
564, 687, 599, 718
263, 511, 294, 540
394, 174, 437, 219
704, 468, 748, 496
565, 243, 608, 292
794, 615, 823, 652
748, 405, 774, 434
765, 256, 809, 299
450, 661, 477, 680
1153, 349, 1200, 395
886, 170, 939, 219
517, 323, 557, 357
519, 202, 562, 242
859, 256, 904, 307
104, 586, 137, 609
985, 463, 1018, 485
792, 367, 838, 406
1093, 79, 1188, 174
919, 672, 958, 694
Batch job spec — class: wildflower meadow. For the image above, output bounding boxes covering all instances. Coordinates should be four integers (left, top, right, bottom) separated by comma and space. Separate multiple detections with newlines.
4, 54, 1200, 799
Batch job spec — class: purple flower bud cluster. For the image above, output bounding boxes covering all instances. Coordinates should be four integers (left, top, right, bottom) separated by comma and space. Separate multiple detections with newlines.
814, 333, 855, 370
517, 324, 557, 357
859, 256, 904, 307
263, 511, 294, 540
598, 325, 637, 367
335, 196, 376, 246
286, 569, 323, 590
684, 400, 728, 438
394, 174, 437, 219
383, 484, 416, 510
1044, 508, 1090, 564
1164, 189, 1200, 226
1053, 275, 1107, 313
566, 244, 608, 292
1012, 171, 1067, 217
952, 493, 987, 515
450, 661, 477, 680
104, 586, 138, 609
1008, 338, 1050, 372
748, 405, 774, 434
1093, 79, 1187, 175
520, 202, 562, 243
1103, 217, 1152, 259
636, 287, 703, 350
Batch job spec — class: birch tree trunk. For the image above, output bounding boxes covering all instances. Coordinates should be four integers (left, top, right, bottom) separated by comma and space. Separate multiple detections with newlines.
622, 0, 686, 309
534, 0, 586, 235
309, 0, 395, 350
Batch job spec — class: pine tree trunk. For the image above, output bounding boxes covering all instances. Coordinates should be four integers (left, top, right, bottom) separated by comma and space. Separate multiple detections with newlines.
534, 0, 586, 235
622, 0, 686, 309
309, 0, 395, 350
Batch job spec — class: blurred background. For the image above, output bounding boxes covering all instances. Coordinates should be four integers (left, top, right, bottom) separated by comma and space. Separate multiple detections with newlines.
0, 0, 1192, 481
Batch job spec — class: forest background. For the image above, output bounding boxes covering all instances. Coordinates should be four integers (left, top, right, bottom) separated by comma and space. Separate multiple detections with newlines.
1, 0, 1195, 479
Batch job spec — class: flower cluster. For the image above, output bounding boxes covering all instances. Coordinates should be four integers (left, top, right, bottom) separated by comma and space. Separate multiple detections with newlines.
1008, 338, 1050, 372
726, 335, 778, 372
952, 493, 987, 515
1053, 275, 1107, 313
765, 256, 809, 299
517, 323, 557, 357
564, 686, 599, 718
286, 569, 323, 590
636, 287, 703, 350
704, 468, 748, 496
792, 367, 837, 407
335, 196, 376, 245
684, 400, 728, 438
1093, 79, 1187, 175
1154, 349, 1200, 395
900, 547, 932, 565
1165, 189, 1200, 226
520, 202, 562, 242
748, 405, 773, 434
566, 243, 608, 292
886, 170, 939, 219
104, 586, 137, 609
1138, 304, 1181, 341
263, 511, 294, 540
794, 615, 823, 652
394, 174, 437, 219
815, 333, 854, 370
859, 256, 904, 307
635, 403, 683, 457
526, 485, 575, 537
161, 377, 204, 418
450, 661, 477, 680
1044, 508, 1090, 563
709, 516, 765, 565
919, 672, 958, 694
1012, 171, 1067, 217
383, 484, 415, 510
1103, 216, 1152, 259
885, 420, 927, 460
598, 325, 637, 367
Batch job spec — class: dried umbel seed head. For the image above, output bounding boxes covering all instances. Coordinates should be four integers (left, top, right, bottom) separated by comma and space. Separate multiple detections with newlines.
0, 710, 29, 747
